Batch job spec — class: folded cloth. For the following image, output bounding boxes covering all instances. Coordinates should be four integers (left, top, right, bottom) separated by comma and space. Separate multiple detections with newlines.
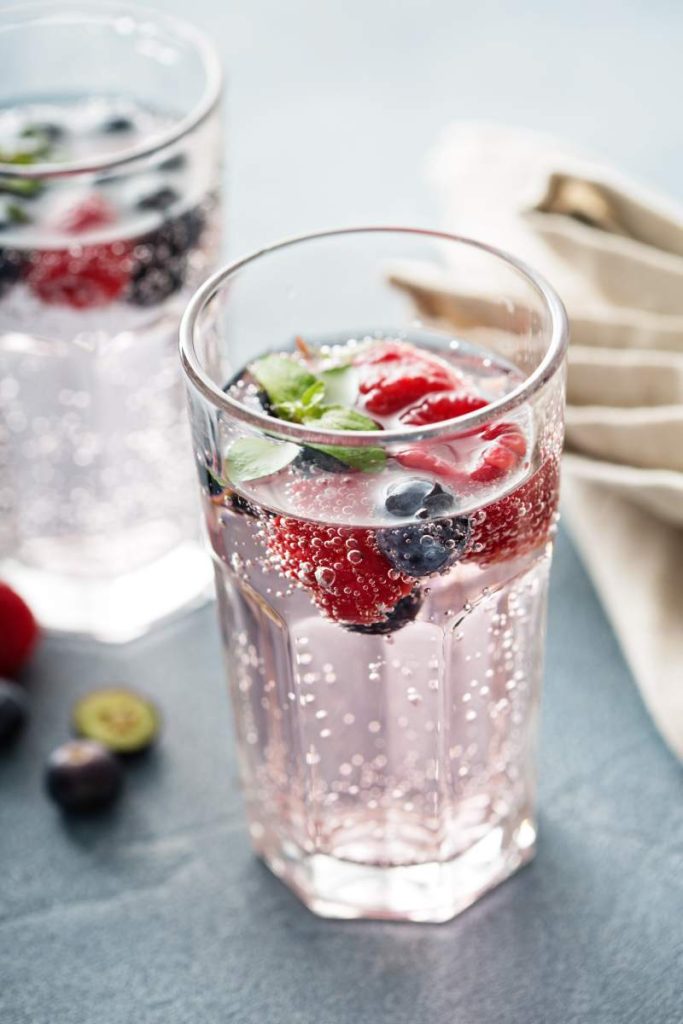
393, 123, 683, 760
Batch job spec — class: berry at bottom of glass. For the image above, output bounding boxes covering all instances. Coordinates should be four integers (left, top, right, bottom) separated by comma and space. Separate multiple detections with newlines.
199, 331, 561, 921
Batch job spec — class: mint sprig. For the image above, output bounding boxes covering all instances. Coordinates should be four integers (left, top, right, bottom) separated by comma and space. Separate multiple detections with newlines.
225, 436, 299, 483
250, 352, 385, 472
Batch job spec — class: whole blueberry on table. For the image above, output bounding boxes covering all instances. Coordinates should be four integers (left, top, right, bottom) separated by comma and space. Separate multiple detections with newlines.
45, 740, 123, 811
0, 679, 28, 746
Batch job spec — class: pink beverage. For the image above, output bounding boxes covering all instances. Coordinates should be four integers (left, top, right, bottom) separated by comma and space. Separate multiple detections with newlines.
181, 229, 567, 921
0, 6, 221, 640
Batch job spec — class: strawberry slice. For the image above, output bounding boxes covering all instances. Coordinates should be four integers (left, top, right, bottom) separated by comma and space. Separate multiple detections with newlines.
27, 241, 133, 309
356, 342, 462, 416
267, 516, 413, 626
400, 391, 488, 426
464, 455, 560, 565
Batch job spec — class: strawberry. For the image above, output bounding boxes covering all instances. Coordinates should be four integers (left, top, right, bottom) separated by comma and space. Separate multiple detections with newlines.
0, 582, 38, 676
27, 241, 133, 309
400, 391, 488, 426
267, 517, 413, 626
464, 456, 560, 565
57, 195, 116, 234
357, 342, 461, 416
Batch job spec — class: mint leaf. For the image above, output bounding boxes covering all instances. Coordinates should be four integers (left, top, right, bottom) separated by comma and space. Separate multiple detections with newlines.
303, 406, 386, 472
320, 363, 359, 406
251, 354, 317, 406
0, 178, 43, 199
226, 436, 299, 483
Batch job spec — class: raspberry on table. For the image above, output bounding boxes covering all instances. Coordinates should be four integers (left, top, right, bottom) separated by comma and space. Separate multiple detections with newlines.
0, 582, 38, 676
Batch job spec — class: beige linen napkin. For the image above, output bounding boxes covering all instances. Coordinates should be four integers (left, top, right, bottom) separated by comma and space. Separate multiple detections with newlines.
393, 123, 683, 760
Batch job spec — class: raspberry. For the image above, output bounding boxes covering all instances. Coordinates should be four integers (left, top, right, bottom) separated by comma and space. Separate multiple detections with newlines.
357, 342, 461, 416
267, 517, 413, 626
465, 456, 560, 565
27, 242, 133, 308
0, 582, 38, 676
400, 391, 488, 426
57, 195, 116, 234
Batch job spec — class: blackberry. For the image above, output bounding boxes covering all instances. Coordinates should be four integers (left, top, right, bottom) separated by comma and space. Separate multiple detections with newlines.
0, 249, 25, 298
125, 207, 206, 308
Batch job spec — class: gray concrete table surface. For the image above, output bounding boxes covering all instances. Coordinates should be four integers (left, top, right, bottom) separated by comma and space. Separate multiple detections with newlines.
2, 1, 683, 1022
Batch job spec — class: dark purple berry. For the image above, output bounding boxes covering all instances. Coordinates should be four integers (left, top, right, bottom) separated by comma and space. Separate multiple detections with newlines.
385, 478, 456, 518
0, 249, 25, 298
198, 463, 224, 497
0, 680, 28, 746
22, 122, 64, 144
45, 740, 123, 812
346, 589, 423, 635
102, 116, 134, 134
377, 516, 471, 578
158, 153, 187, 172
293, 446, 348, 475
136, 186, 179, 212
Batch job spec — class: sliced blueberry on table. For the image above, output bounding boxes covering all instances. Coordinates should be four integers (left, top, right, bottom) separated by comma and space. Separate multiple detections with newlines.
347, 588, 423, 635
45, 740, 123, 811
0, 679, 28, 747
72, 688, 160, 755
102, 116, 135, 134
377, 516, 471, 578
135, 185, 179, 212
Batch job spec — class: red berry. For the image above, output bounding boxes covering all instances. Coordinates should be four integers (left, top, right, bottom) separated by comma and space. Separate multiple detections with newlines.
57, 194, 116, 234
27, 242, 132, 309
357, 343, 461, 416
400, 391, 489, 426
267, 518, 413, 626
0, 582, 38, 676
465, 456, 560, 565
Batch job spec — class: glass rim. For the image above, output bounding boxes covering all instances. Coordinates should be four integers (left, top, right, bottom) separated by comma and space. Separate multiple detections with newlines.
0, 0, 222, 180
179, 226, 569, 447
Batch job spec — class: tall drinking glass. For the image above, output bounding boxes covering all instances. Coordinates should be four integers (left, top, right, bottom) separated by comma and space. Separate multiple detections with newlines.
0, 3, 222, 640
181, 228, 568, 922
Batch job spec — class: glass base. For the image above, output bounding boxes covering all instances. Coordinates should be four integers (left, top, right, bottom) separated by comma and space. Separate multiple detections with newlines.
256, 814, 537, 923
2, 541, 213, 643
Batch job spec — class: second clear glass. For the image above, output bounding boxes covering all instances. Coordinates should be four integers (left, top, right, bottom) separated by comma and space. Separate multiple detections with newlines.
0, 3, 222, 640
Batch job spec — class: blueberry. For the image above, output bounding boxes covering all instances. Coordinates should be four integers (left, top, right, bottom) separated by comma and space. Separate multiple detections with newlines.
136, 186, 179, 212
255, 388, 275, 415
45, 740, 123, 812
377, 516, 471, 578
385, 478, 436, 516
385, 478, 457, 518
102, 116, 134, 134
293, 446, 348, 474
0, 248, 25, 298
158, 153, 187, 172
0, 680, 28, 747
198, 463, 224, 497
21, 122, 64, 144
346, 589, 423, 635
227, 490, 259, 518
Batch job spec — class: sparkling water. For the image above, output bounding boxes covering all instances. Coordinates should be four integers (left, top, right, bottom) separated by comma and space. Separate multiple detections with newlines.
200, 337, 561, 920
0, 95, 220, 638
